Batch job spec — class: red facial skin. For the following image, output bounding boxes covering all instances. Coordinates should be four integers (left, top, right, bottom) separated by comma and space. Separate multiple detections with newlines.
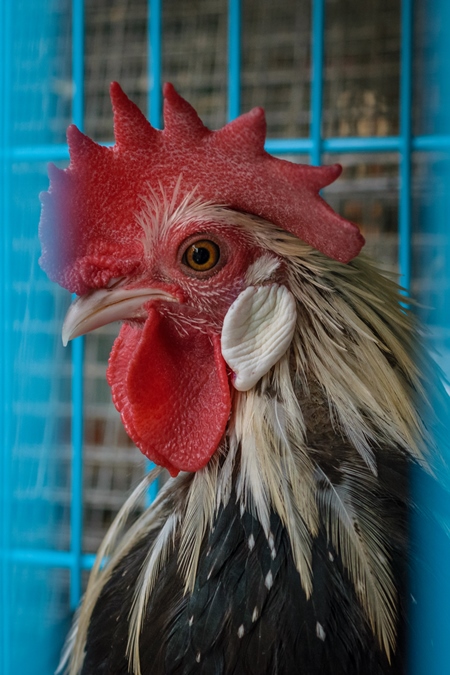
102, 221, 269, 476
117, 222, 259, 326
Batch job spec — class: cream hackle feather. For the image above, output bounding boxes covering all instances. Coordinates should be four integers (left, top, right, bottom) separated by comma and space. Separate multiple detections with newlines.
63, 210, 442, 675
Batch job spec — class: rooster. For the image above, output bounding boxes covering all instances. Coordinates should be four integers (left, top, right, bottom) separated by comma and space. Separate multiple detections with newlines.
39, 83, 445, 675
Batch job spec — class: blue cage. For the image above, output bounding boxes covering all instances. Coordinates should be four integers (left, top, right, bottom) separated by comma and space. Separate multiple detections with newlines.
1, 1, 449, 673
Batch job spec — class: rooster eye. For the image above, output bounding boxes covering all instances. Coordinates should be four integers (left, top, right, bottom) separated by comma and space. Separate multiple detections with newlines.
182, 240, 220, 272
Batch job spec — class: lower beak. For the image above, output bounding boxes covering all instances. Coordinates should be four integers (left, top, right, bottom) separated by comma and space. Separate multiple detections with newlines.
62, 286, 177, 346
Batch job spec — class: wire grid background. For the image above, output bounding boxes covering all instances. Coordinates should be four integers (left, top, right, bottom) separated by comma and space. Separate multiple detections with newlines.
1, 0, 449, 673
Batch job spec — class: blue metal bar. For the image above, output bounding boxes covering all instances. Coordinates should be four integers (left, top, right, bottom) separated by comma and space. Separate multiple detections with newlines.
5, 134, 450, 163
324, 137, 401, 153
399, 0, 413, 291
414, 135, 450, 150
6, 144, 72, 161
266, 139, 313, 154
228, 0, 241, 120
325, 135, 450, 152
310, 0, 325, 165
72, 0, 84, 130
0, 0, 12, 670
9, 549, 97, 570
148, 0, 162, 128
70, 0, 85, 611
0, 0, 5, 665
269, 130, 450, 156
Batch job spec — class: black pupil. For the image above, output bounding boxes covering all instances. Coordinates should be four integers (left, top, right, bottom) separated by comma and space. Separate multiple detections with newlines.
192, 246, 211, 266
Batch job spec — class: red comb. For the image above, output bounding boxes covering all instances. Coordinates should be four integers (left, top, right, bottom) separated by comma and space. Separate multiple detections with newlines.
39, 82, 364, 293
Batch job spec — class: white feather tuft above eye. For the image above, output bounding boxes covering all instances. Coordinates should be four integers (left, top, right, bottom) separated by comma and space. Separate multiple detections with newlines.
221, 284, 297, 391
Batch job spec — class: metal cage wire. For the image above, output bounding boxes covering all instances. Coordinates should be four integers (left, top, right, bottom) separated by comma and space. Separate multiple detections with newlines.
1, 0, 449, 673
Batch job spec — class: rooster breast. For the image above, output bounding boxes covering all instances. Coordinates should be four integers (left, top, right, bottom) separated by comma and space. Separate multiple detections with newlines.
81, 503, 406, 675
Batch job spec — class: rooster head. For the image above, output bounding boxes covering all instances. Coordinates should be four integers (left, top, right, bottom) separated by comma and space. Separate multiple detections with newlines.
39, 83, 364, 476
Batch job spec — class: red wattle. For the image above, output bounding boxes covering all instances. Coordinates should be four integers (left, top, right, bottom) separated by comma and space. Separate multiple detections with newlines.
106, 306, 231, 476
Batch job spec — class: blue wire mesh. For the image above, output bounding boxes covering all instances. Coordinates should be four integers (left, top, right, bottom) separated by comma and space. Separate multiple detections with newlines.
1, 0, 449, 673
1, 3, 74, 672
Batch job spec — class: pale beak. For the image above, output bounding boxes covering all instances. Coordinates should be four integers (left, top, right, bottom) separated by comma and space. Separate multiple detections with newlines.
62, 286, 177, 346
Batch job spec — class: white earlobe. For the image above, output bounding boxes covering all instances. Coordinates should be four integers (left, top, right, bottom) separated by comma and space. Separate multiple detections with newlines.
221, 284, 297, 391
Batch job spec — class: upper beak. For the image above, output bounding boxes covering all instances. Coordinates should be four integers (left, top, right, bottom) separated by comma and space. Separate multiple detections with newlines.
62, 286, 177, 346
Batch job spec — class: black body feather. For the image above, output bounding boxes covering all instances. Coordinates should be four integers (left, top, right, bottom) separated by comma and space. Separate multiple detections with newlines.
81, 452, 409, 675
